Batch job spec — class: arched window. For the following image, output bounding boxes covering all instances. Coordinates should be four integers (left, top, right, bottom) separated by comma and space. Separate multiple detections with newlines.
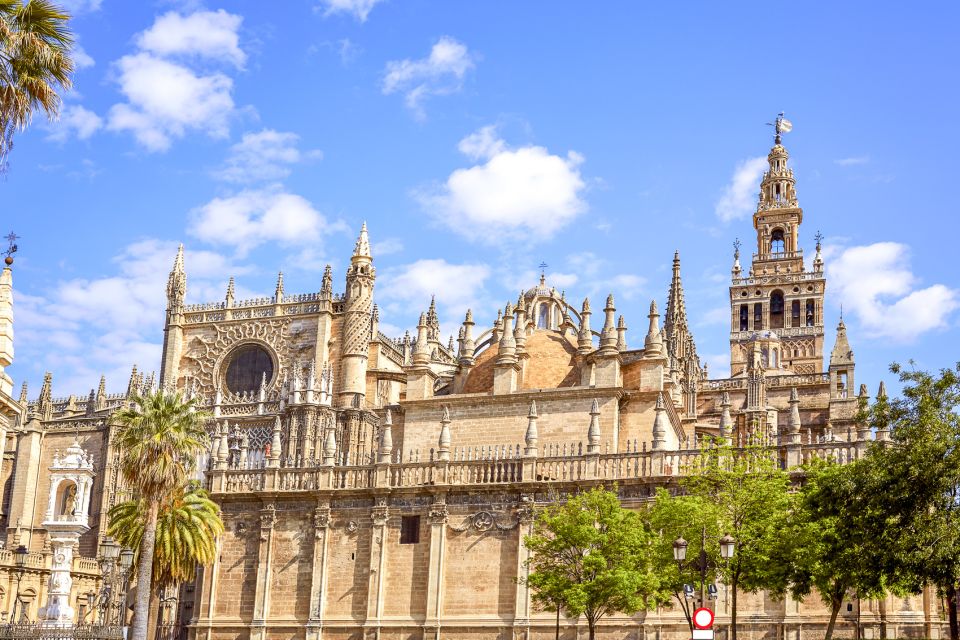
753, 303, 763, 330
791, 300, 801, 327
537, 303, 549, 329
770, 290, 785, 329
805, 300, 815, 327
739, 305, 748, 331
771, 348, 779, 368
770, 229, 785, 254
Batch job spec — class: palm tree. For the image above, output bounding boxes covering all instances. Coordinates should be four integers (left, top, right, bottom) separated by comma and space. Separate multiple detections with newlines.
112, 391, 210, 640
0, 0, 74, 168
108, 481, 224, 589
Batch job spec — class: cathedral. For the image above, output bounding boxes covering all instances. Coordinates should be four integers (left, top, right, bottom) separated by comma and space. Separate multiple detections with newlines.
0, 130, 943, 639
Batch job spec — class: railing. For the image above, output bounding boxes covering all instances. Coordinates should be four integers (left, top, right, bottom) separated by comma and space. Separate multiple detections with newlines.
0, 625, 124, 640
209, 439, 875, 495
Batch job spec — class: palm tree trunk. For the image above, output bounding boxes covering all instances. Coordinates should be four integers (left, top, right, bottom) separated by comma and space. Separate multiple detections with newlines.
824, 597, 842, 640
131, 501, 160, 640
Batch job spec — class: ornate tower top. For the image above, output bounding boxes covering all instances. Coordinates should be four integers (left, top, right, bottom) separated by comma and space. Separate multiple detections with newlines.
166, 244, 186, 309
353, 221, 371, 260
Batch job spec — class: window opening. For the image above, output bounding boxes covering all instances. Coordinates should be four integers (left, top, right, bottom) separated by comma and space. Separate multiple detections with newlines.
770, 229, 785, 253
770, 291, 785, 329
739, 305, 748, 331
791, 300, 801, 327
400, 515, 420, 544
805, 300, 815, 327
753, 303, 763, 330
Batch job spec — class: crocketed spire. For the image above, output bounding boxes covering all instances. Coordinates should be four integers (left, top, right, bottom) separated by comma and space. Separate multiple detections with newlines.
353, 221, 371, 258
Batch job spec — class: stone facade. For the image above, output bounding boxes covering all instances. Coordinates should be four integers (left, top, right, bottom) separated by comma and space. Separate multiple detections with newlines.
0, 129, 946, 638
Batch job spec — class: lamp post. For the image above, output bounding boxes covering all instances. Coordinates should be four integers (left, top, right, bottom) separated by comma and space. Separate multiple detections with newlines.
117, 547, 134, 628
98, 537, 121, 625
673, 529, 736, 615
11, 545, 28, 623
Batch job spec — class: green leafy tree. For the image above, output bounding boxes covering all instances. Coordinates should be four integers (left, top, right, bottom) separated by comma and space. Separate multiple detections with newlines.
681, 441, 794, 640
0, 0, 74, 168
645, 489, 723, 633
521, 486, 663, 640
113, 391, 210, 640
861, 363, 960, 640
108, 481, 224, 588
784, 459, 891, 640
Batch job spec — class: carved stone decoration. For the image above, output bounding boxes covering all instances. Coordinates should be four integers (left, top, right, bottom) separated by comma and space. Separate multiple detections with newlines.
259, 504, 276, 541
517, 494, 536, 524
314, 504, 331, 538
371, 498, 389, 527
428, 497, 449, 525
182, 319, 294, 397
346, 520, 359, 533
472, 511, 494, 532
235, 522, 248, 536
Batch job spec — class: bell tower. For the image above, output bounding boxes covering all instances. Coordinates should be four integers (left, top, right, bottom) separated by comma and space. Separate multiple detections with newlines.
729, 115, 826, 377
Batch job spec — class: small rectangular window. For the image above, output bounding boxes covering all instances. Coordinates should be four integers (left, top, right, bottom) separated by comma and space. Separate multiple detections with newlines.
400, 515, 420, 544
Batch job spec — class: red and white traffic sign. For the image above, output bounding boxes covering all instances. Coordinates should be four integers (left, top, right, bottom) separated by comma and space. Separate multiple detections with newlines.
693, 607, 714, 629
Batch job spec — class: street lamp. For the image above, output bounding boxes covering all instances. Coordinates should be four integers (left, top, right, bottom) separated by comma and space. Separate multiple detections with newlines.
97, 537, 122, 625
720, 534, 736, 560
11, 545, 28, 623
672, 536, 688, 562
672, 529, 736, 610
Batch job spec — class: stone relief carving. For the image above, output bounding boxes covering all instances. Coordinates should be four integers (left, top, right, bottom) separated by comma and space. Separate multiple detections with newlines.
448, 510, 517, 533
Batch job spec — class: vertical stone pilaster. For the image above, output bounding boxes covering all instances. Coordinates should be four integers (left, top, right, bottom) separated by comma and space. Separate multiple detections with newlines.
423, 495, 448, 640
364, 498, 389, 639
250, 503, 276, 640
306, 502, 331, 640
513, 495, 536, 640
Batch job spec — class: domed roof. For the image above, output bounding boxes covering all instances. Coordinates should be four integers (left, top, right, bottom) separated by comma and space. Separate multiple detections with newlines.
461, 329, 580, 394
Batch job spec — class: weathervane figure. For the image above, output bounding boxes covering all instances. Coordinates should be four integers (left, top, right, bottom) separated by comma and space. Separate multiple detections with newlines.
766, 112, 793, 144
4, 232, 17, 266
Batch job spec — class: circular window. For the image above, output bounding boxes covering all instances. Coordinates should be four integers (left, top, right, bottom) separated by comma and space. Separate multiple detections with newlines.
224, 344, 274, 394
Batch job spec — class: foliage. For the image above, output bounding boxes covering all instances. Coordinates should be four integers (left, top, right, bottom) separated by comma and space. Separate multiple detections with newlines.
108, 481, 223, 588
0, 0, 74, 168
645, 489, 722, 632
521, 486, 663, 640
784, 459, 891, 640
861, 362, 960, 640
112, 390, 210, 640
681, 440, 793, 640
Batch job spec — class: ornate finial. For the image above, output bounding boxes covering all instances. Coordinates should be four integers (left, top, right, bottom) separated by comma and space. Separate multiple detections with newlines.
538, 261, 548, 285
815, 230, 823, 250
733, 237, 741, 258
767, 112, 793, 145
4, 232, 18, 266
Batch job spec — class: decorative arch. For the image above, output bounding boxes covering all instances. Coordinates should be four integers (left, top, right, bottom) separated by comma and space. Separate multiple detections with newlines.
770, 228, 785, 253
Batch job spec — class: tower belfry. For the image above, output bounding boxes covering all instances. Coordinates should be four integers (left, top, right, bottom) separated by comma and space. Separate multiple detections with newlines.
728, 116, 826, 377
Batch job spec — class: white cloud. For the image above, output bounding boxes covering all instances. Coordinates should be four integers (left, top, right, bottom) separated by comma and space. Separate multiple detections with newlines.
382, 36, 475, 118
457, 125, 505, 161
416, 126, 588, 244
46, 105, 103, 141
696, 305, 729, 328
107, 53, 234, 151
73, 45, 95, 69
14, 240, 246, 394
828, 241, 959, 341
106, 9, 246, 151
189, 187, 342, 256
136, 10, 246, 68
213, 129, 322, 184
372, 238, 403, 256
316, 0, 383, 22
715, 156, 766, 222
377, 259, 492, 337
834, 156, 870, 166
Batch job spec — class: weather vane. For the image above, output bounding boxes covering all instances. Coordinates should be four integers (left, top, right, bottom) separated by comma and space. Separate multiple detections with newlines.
733, 238, 741, 255
765, 112, 793, 143
814, 230, 823, 249
4, 232, 17, 266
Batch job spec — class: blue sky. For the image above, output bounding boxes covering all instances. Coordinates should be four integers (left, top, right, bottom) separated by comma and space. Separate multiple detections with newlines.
5, 0, 959, 398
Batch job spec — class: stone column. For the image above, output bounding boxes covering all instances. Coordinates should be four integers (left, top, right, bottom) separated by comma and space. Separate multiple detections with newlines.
364, 498, 389, 639
38, 534, 78, 624
250, 504, 277, 640
423, 496, 448, 640
306, 502, 331, 640
513, 495, 536, 640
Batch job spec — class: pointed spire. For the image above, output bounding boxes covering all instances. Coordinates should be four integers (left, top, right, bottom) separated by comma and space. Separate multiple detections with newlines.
321, 264, 333, 296
788, 387, 802, 441
437, 406, 451, 461
719, 391, 732, 441
225, 277, 235, 307
514, 295, 527, 352
577, 298, 593, 354
166, 244, 186, 309
378, 409, 394, 463
274, 271, 284, 303
426, 295, 440, 339
323, 423, 337, 466
644, 300, 663, 357
498, 303, 517, 363
268, 416, 282, 468
586, 399, 601, 454
413, 312, 431, 366
877, 380, 887, 399
460, 308, 476, 365
491, 308, 503, 344
524, 400, 539, 457
17, 380, 27, 406
95, 375, 106, 410
652, 393, 668, 451
353, 221, 371, 258
599, 294, 617, 352
616, 315, 627, 352
830, 315, 854, 366
664, 251, 689, 359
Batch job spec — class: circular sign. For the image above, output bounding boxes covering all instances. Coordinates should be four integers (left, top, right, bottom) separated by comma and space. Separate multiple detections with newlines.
693, 607, 714, 629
